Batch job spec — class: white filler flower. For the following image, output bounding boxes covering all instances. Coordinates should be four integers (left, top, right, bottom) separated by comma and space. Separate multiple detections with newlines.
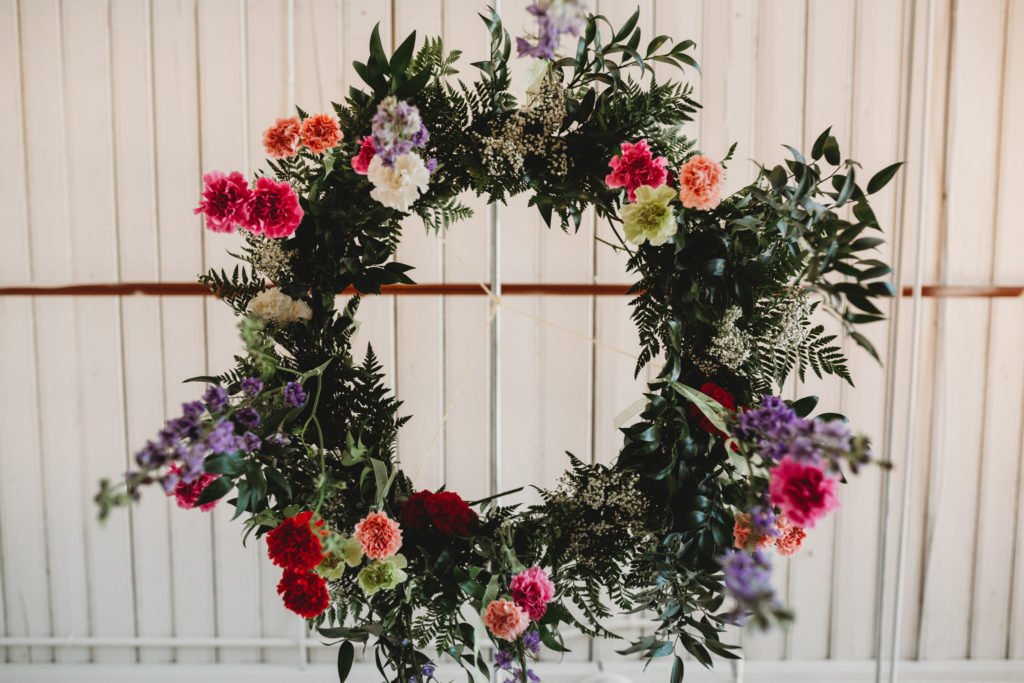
367, 152, 430, 212
247, 288, 312, 325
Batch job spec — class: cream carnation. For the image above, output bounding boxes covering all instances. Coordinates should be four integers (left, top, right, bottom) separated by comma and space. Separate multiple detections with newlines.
246, 289, 312, 325
367, 152, 430, 212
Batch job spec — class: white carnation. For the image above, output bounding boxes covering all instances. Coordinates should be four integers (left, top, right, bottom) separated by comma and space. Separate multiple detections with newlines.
367, 152, 430, 212
246, 288, 312, 325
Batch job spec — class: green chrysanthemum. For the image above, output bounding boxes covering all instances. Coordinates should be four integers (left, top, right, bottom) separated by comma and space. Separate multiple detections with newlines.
622, 184, 678, 246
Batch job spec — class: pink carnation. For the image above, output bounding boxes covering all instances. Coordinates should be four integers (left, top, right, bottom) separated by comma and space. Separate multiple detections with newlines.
166, 466, 220, 512
510, 566, 556, 621
605, 139, 669, 201
245, 176, 303, 239
353, 511, 403, 560
774, 516, 807, 557
482, 599, 529, 641
351, 136, 376, 175
677, 154, 724, 210
194, 170, 252, 233
768, 456, 839, 529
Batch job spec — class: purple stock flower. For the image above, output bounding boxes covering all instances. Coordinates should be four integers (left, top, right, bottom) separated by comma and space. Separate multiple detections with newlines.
517, 0, 589, 60
523, 629, 541, 654
204, 419, 238, 454
241, 377, 264, 397
235, 407, 261, 429
371, 97, 428, 167
283, 381, 307, 407
733, 396, 854, 466
494, 649, 514, 672
720, 548, 776, 616
748, 505, 780, 540
239, 432, 262, 452
421, 663, 436, 679
203, 385, 229, 413
426, 157, 438, 174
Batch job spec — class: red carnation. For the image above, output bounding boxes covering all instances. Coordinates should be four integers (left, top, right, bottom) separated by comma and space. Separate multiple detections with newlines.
689, 382, 735, 437
399, 490, 477, 537
277, 569, 329, 619
266, 511, 326, 571
399, 490, 434, 532
424, 491, 477, 537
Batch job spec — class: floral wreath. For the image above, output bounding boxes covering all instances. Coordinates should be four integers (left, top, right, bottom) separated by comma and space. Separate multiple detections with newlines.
96, 4, 901, 683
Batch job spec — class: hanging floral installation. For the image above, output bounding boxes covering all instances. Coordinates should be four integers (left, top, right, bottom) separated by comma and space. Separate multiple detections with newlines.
96, 2, 901, 682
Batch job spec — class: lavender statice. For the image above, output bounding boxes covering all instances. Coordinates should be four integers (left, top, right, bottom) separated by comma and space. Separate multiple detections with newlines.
494, 649, 514, 672
516, 0, 589, 60
203, 385, 229, 413
523, 629, 541, 654
235, 407, 261, 429
748, 505, 780, 541
719, 548, 777, 625
283, 381, 307, 407
239, 432, 262, 452
371, 96, 429, 167
733, 396, 860, 471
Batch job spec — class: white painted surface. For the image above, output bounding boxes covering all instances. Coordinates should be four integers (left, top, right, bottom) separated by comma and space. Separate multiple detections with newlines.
0, 0, 1022, 676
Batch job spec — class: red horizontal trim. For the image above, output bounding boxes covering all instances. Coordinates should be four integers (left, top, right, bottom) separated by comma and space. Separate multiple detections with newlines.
0, 282, 1020, 298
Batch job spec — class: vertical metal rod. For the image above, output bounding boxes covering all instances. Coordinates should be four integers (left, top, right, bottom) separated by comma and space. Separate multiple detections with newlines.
873, 0, 921, 679
888, 0, 938, 681
489, 199, 501, 498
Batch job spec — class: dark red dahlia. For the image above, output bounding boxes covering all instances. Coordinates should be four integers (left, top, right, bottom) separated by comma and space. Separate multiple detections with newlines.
399, 490, 434, 532
424, 490, 477, 537
277, 569, 329, 619
266, 510, 325, 571
689, 382, 735, 437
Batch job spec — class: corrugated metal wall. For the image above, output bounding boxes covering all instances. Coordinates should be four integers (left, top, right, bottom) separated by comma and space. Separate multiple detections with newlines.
0, 0, 1021, 674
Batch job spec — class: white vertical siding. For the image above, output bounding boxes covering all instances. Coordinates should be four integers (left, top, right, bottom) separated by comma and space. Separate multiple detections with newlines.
0, 0, 1022, 673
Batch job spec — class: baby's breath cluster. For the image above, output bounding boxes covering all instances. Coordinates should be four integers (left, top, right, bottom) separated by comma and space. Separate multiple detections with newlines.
480, 76, 569, 179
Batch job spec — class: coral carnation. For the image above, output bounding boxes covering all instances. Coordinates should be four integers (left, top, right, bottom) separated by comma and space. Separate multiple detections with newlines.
194, 170, 251, 233
482, 599, 529, 641
678, 154, 724, 211
689, 382, 735, 436
245, 176, 303, 239
768, 456, 839, 528
774, 517, 807, 557
266, 511, 327, 571
353, 511, 403, 560
262, 117, 300, 159
277, 569, 329, 618
351, 135, 376, 175
605, 139, 669, 201
299, 113, 342, 154
509, 567, 556, 621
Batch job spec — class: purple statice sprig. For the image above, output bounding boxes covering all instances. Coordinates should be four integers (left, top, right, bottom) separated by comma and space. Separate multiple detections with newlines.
516, 0, 589, 61
283, 381, 307, 407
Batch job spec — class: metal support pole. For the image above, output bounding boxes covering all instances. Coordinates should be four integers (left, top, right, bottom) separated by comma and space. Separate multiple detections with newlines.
488, 200, 501, 498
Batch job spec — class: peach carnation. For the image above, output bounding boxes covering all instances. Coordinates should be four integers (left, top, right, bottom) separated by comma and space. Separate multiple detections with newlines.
353, 511, 403, 560
482, 599, 529, 641
678, 154, 724, 211
263, 117, 300, 159
299, 113, 342, 154
732, 513, 773, 550
774, 517, 807, 557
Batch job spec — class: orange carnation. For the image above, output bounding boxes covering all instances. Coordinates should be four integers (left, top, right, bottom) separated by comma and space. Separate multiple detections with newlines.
299, 113, 342, 154
263, 117, 300, 159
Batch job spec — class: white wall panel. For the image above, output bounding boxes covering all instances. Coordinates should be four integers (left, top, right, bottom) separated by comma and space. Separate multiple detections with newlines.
0, 0, 1022, 674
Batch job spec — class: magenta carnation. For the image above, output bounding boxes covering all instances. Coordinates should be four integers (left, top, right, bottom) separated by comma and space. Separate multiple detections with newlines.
167, 466, 220, 512
510, 566, 555, 621
245, 176, 303, 239
768, 455, 839, 528
605, 140, 669, 201
194, 171, 252, 233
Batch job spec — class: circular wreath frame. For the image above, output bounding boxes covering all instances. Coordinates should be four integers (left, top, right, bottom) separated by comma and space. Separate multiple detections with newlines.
97, 7, 899, 683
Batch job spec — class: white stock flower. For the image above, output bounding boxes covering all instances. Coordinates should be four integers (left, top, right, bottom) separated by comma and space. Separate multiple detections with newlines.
246, 288, 312, 325
367, 152, 430, 212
